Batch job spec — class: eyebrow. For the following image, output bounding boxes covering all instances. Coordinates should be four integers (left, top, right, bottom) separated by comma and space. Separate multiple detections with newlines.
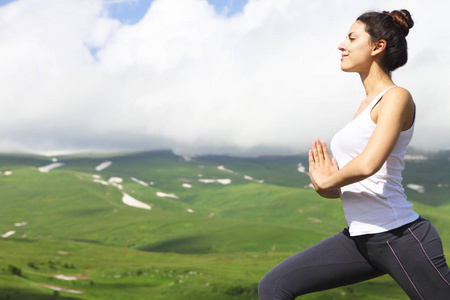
348, 32, 356, 38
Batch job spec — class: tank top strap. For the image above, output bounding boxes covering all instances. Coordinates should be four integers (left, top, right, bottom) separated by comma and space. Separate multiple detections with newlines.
367, 86, 397, 111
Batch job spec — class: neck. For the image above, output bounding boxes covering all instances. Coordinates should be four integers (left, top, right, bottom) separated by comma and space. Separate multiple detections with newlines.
359, 64, 395, 97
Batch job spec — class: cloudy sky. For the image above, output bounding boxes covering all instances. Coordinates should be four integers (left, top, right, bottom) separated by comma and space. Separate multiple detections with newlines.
0, 0, 449, 156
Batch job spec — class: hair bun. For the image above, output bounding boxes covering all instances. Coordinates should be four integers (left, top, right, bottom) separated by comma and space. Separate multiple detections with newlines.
385, 9, 414, 36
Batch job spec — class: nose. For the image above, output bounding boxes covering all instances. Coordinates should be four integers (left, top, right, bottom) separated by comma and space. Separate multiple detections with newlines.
338, 40, 346, 51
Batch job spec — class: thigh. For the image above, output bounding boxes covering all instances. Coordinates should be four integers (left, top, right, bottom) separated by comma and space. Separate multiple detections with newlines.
379, 219, 450, 300
258, 230, 384, 300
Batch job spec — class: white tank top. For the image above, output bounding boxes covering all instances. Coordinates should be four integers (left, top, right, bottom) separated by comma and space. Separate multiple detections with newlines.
330, 87, 419, 236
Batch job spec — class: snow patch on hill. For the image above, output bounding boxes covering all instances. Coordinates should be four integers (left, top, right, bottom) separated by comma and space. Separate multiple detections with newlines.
1, 231, 16, 238
95, 161, 112, 171
38, 163, 65, 173
91, 175, 149, 209
54, 275, 78, 281
404, 155, 428, 161
39, 283, 83, 294
217, 165, 263, 183
244, 175, 264, 184
156, 192, 179, 199
407, 183, 425, 193
297, 163, 307, 174
199, 178, 231, 185
304, 183, 314, 189
108, 177, 123, 189
217, 165, 235, 174
93, 179, 109, 186
108, 177, 123, 184
131, 177, 149, 187
122, 193, 151, 210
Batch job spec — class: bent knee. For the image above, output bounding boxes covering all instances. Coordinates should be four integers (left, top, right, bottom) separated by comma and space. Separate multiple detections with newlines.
258, 273, 273, 300
258, 272, 295, 300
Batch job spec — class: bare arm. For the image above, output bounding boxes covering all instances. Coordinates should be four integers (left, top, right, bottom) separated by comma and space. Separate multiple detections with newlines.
309, 87, 414, 191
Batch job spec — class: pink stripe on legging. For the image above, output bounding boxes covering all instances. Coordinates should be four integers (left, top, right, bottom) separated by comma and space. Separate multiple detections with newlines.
408, 228, 450, 286
387, 241, 424, 300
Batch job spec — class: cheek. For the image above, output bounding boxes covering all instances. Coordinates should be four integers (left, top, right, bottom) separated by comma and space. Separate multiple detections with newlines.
349, 47, 371, 63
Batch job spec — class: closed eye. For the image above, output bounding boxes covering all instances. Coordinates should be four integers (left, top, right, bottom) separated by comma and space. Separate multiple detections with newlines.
347, 32, 356, 41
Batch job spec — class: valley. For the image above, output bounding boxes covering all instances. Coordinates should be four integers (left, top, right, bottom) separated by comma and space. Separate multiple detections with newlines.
0, 150, 449, 299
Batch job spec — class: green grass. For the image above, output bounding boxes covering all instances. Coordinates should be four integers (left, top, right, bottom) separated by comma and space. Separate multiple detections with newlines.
0, 239, 412, 300
0, 150, 448, 299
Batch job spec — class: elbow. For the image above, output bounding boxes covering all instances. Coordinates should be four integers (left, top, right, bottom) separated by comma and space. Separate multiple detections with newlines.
360, 162, 382, 178
354, 149, 386, 178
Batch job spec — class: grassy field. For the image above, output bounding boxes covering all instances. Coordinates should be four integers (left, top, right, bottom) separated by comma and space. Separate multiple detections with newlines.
0, 150, 449, 299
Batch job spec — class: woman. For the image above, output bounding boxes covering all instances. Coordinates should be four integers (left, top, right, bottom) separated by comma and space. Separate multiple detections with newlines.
258, 9, 450, 300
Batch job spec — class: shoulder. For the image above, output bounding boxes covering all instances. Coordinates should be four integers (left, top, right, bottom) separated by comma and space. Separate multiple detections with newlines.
378, 86, 414, 121
380, 86, 413, 110
383, 86, 413, 103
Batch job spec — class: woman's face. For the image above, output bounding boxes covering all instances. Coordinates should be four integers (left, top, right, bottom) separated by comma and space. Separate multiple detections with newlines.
338, 21, 375, 73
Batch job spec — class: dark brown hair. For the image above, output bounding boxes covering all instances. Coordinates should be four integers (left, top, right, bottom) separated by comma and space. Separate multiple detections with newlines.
357, 9, 414, 72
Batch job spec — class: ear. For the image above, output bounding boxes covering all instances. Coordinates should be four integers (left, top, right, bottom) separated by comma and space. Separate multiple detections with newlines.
371, 39, 387, 56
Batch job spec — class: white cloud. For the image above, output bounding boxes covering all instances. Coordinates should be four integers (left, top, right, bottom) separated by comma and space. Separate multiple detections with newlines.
0, 0, 449, 155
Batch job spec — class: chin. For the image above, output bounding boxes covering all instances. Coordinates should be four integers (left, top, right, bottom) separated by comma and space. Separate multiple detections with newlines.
340, 65, 357, 73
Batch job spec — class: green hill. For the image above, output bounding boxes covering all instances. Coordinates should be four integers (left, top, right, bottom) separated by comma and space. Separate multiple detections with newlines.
0, 150, 449, 299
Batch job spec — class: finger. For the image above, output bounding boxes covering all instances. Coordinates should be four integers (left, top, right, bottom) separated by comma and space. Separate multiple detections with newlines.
308, 149, 316, 166
321, 140, 331, 162
310, 141, 317, 160
332, 157, 339, 169
315, 139, 325, 162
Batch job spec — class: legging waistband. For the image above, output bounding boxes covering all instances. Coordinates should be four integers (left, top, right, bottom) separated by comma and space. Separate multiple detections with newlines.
349, 216, 424, 243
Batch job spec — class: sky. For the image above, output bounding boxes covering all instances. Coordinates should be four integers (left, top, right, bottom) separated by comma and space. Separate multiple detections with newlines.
0, 0, 449, 156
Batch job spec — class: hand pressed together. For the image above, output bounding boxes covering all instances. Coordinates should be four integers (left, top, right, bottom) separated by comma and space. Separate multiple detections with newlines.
308, 138, 339, 191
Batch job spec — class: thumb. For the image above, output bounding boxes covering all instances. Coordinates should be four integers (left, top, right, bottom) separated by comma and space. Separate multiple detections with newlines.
332, 157, 339, 169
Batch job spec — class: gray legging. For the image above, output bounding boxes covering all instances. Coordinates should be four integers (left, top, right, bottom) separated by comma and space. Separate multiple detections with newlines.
258, 217, 450, 299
